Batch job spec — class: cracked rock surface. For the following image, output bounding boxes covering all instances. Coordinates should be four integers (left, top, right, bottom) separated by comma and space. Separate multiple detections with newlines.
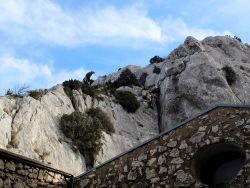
0, 85, 158, 175
159, 36, 250, 131
95, 36, 250, 131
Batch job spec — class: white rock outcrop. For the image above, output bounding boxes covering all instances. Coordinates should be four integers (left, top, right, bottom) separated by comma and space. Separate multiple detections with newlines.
95, 36, 250, 131
159, 36, 250, 130
0, 85, 158, 175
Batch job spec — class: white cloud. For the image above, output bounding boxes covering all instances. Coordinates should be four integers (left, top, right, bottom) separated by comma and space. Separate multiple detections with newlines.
0, 0, 162, 47
0, 55, 88, 94
0, 0, 233, 48
161, 18, 231, 43
83, 6, 162, 41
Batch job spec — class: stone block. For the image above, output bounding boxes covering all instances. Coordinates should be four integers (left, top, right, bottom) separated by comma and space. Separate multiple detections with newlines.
23, 165, 30, 170
13, 181, 25, 188
189, 132, 205, 144
0, 159, 4, 170
131, 161, 144, 168
0, 178, 3, 187
16, 163, 23, 170
150, 177, 160, 183
138, 153, 147, 161
80, 179, 89, 187
158, 155, 166, 165
170, 157, 184, 164
150, 149, 157, 156
167, 141, 177, 148
127, 170, 137, 180
169, 148, 179, 157
48, 171, 55, 177
158, 146, 168, 152
0, 171, 4, 178
17, 170, 28, 176
6, 173, 14, 180
28, 172, 38, 179
146, 168, 157, 180
123, 165, 128, 173
147, 158, 156, 166
38, 170, 44, 180
3, 177, 12, 186
5, 161, 16, 171
159, 166, 168, 175
175, 170, 188, 182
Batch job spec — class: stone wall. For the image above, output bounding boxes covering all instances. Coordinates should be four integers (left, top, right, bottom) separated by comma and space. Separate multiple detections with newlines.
0, 148, 73, 188
74, 106, 250, 187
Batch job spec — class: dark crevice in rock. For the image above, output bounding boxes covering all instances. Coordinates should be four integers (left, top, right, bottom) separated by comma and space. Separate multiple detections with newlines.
153, 88, 162, 133
84, 151, 95, 170
51, 92, 65, 107
8, 98, 22, 148
71, 92, 79, 111
228, 86, 243, 104
30, 109, 38, 123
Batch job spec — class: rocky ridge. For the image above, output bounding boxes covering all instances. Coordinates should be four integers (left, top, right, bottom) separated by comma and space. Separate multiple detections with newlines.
0, 35, 249, 175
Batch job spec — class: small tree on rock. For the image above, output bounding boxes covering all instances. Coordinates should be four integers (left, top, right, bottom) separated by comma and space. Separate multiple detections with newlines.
113, 69, 139, 88
150, 56, 164, 64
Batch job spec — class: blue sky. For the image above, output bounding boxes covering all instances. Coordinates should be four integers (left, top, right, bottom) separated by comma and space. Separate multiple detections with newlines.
0, 0, 249, 95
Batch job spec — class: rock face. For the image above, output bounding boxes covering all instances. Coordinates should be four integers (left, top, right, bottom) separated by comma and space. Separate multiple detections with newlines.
0, 85, 158, 175
159, 36, 250, 131
95, 36, 250, 131
0, 35, 250, 175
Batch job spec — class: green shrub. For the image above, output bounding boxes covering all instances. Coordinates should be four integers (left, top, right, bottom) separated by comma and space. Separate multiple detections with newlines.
62, 79, 82, 99
115, 91, 140, 113
60, 108, 115, 168
82, 84, 95, 97
150, 56, 164, 64
86, 107, 115, 134
62, 79, 82, 91
29, 90, 45, 101
113, 69, 139, 88
99, 81, 116, 97
153, 66, 161, 74
222, 66, 236, 85
60, 111, 103, 168
139, 72, 148, 86
62, 79, 96, 101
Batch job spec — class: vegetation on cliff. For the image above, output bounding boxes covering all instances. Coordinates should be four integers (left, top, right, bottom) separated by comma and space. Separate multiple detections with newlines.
222, 66, 236, 85
60, 108, 114, 169
115, 91, 140, 113
113, 69, 139, 88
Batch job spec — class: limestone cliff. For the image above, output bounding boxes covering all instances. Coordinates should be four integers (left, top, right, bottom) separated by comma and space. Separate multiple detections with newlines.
95, 35, 250, 131
0, 85, 158, 175
0, 35, 249, 175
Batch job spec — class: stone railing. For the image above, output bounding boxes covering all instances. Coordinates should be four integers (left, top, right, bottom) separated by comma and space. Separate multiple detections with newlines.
0, 148, 73, 187
74, 105, 250, 187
